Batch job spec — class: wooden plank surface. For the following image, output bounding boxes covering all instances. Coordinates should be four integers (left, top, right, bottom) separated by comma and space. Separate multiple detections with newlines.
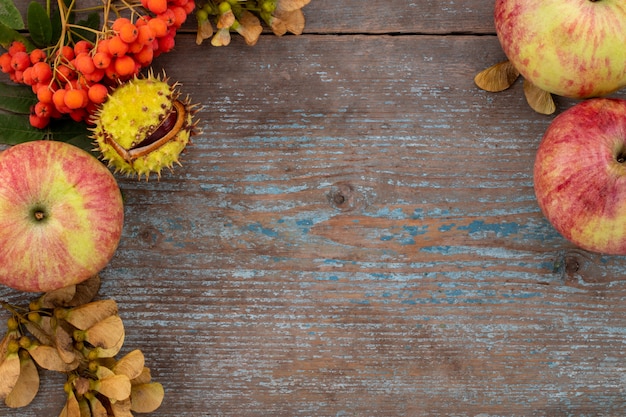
2, 1, 626, 416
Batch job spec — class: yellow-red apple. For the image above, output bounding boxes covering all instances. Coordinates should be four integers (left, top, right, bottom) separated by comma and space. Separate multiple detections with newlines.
495, 0, 626, 98
0, 141, 124, 292
534, 98, 626, 254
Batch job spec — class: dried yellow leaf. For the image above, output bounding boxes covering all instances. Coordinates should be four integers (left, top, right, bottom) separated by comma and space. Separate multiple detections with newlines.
92, 374, 131, 402
523, 79, 556, 115
474, 61, 520, 92
5, 353, 39, 408
0, 352, 20, 400
59, 389, 81, 417
84, 315, 125, 350
28, 344, 79, 372
113, 349, 145, 380
130, 382, 164, 413
61, 299, 118, 330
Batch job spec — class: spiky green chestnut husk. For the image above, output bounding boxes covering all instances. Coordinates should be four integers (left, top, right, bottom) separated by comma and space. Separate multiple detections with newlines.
92, 73, 195, 180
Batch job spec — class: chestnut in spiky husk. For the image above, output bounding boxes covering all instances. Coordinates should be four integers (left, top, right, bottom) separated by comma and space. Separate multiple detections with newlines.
91, 72, 196, 180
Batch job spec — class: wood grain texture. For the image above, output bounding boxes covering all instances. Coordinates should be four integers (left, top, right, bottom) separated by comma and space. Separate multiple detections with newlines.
2, 1, 626, 416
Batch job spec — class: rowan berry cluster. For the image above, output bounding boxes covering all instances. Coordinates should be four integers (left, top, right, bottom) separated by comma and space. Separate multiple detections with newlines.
0, 276, 164, 415
0, 0, 195, 129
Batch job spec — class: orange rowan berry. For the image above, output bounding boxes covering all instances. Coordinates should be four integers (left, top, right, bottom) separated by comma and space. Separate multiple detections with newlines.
58, 45, 75, 61
107, 35, 129, 58
29, 113, 50, 129
22, 67, 35, 85
10, 70, 24, 83
97, 38, 111, 54
104, 64, 120, 82
87, 83, 108, 104
183, 0, 195, 14
128, 39, 145, 54
147, 17, 168, 37
158, 9, 176, 27
85, 101, 98, 118
170, 6, 188, 28
134, 44, 154, 67
73, 40, 93, 55
0, 53, 13, 73
10, 51, 30, 71
83, 68, 105, 83
55, 64, 76, 82
32, 62, 52, 84
112, 17, 131, 32
147, 0, 168, 14
119, 22, 139, 43
136, 15, 150, 27
136, 25, 155, 45
36, 85, 54, 103
74, 53, 96, 75
69, 107, 88, 122
92, 52, 112, 69
8, 41, 26, 55
52, 88, 67, 109
64, 88, 87, 110
157, 34, 175, 53
113, 55, 137, 77
29, 49, 47, 64
34, 101, 53, 118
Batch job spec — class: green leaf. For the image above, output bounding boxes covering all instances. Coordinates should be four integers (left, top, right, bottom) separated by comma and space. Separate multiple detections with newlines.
72, 12, 100, 43
0, 21, 35, 51
0, 113, 46, 145
49, 6, 61, 45
48, 119, 93, 152
0, 82, 38, 114
0, 0, 24, 30
27, 1, 52, 47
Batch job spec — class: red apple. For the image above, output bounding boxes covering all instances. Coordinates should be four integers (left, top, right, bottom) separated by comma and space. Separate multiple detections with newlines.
534, 98, 626, 254
0, 141, 124, 292
495, 0, 626, 99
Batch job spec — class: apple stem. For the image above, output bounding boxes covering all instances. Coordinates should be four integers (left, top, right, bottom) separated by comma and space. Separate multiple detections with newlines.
34, 211, 46, 221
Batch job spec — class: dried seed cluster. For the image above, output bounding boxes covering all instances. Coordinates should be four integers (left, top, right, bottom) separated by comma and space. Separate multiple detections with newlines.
0, 276, 164, 416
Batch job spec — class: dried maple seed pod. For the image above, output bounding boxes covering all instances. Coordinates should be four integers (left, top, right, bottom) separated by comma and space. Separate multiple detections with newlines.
112, 349, 145, 380
0, 339, 21, 399
130, 381, 165, 413
91, 71, 197, 180
4, 350, 39, 408
56, 299, 118, 330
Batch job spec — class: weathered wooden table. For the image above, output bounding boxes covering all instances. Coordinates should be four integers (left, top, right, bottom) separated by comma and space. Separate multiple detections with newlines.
3, 1, 626, 415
